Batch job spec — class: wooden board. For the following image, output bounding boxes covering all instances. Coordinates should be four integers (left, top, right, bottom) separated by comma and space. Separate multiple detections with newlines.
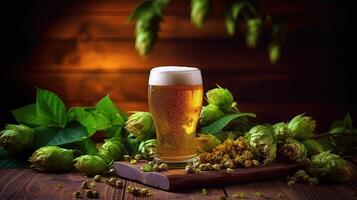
114, 161, 298, 191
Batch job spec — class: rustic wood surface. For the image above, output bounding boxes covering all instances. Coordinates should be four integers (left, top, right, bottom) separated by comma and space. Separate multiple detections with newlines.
114, 161, 298, 191
1, 168, 356, 200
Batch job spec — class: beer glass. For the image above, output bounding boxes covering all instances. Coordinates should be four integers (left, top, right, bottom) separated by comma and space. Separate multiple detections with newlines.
148, 66, 203, 165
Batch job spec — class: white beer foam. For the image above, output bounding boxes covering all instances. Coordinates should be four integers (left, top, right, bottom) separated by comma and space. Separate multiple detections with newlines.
149, 66, 202, 85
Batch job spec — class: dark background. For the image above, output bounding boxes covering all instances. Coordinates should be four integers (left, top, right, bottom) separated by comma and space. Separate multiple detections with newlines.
1, 0, 355, 131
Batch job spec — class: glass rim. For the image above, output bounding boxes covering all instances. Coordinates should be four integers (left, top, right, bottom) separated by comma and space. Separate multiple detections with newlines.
150, 66, 200, 73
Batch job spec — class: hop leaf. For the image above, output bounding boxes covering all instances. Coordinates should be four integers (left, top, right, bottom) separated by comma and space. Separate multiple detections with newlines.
191, 0, 211, 28
125, 112, 155, 141
288, 114, 316, 141
0, 124, 33, 153
200, 104, 225, 126
29, 146, 74, 171
138, 139, 157, 160
206, 86, 235, 112
245, 125, 276, 165
308, 151, 354, 182
74, 155, 107, 176
98, 137, 124, 163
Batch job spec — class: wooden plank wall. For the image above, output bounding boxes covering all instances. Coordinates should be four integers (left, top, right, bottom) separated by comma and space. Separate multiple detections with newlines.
11, 0, 355, 130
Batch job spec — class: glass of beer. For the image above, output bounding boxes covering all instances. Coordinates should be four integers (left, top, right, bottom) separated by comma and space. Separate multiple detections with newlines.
148, 66, 203, 166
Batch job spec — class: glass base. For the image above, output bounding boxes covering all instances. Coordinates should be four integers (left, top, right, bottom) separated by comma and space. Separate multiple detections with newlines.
154, 156, 196, 168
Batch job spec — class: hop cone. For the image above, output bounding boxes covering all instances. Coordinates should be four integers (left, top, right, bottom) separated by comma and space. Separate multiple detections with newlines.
206, 86, 235, 112
0, 124, 33, 153
29, 146, 74, 172
191, 0, 211, 28
195, 134, 221, 153
268, 43, 281, 64
98, 137, 124, 163
272, 122, 292, 141
245, 125, 277, 165
288, 114, 316, 141
246, 18, 262, 48
135, 17, 160, 56
308, 151, 354, 182
302, 139, 324, 157
138, 139, 157, 160
74, 155, 107, 176
125, 112, 155, 141
280, 138, 308, 165
225, 2, 245, 36
200, 104, 224, 126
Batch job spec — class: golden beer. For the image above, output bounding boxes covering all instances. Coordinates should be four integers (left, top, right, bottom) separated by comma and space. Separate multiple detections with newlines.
148, 67, 203, 164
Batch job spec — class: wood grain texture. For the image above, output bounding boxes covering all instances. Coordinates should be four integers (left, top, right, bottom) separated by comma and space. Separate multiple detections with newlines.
0, 169, 126, 200
124, 180, 226, 200
5, 0, 355, 126
115, 161, 298, 191
224, 179, 357, 200
29, 39, 332, 71
1, 169, 357, 200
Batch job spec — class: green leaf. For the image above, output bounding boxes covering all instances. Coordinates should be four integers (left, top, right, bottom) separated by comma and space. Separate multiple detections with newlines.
96, 95, 126, 124
86, 108, 112, 130
11, 104, 42, 126
68, 107, 97, 136
201, 113, 256, 134
31, 121, 87, 149
330, 113, 354, 134
0, 148, 10, 159
47, 121, 87, 146
0, 158, 29, 168
36, 88, 67, 128
104, 126, 123, 139
31, 126, 61, 150
77, 138, 98, 155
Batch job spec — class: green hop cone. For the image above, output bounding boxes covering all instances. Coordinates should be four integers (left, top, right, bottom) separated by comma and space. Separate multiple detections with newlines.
245, 125, 277, 165
268, 42, 281, 64
0, 124, 33, 153
308, 151, 354, 182
272, 122, 292, 141
225, 2, 245, 36
206, 86, 236, 112
74, 155, 107, 176
98, 137, 124, 163
288, 114, 316, 141
125, 112, 155, 141
138, 139, 157, 160
280, 138, 308, 165
29, 146, 74, 172
135, 18, 159, 56
302, 139, 324, 157
195, 134, 221, 153
200, 104, 225, 126
191, 0, 211, 28
246, 18, 263, 48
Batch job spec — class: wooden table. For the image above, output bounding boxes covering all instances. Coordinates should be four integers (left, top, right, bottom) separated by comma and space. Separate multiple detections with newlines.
1, 168, 356, 200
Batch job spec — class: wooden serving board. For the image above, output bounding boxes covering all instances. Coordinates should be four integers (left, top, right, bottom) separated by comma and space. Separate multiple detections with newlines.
114, 161, 298, 191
